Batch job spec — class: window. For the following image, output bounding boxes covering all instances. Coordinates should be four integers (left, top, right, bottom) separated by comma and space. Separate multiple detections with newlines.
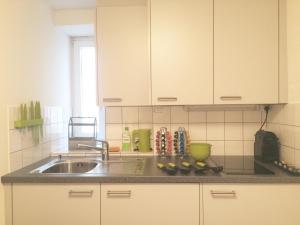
72, 38, 105, 139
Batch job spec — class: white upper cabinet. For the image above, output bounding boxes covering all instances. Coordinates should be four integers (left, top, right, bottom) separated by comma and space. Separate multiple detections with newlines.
214, 0, 279, 104
151, 0, 213, 105
97, 0, 151, 106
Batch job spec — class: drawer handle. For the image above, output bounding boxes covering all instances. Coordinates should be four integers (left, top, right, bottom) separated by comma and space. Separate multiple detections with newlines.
107, 190, 131, 198
220, 96, 242, 101
103, 98, 122, 102
69, 190, 93, 197
157, 97, 178, 102
210, 190, 236, 197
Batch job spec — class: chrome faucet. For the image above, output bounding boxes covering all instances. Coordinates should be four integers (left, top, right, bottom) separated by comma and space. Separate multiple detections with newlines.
77, 140, 109, 161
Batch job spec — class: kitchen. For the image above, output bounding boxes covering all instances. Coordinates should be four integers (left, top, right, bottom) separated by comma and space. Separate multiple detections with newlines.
0, 0, 300, 225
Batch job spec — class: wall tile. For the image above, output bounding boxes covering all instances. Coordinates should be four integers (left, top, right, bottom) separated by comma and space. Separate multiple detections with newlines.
294, 126, 300, 150
243, 111, 262, 123
171, 106, 188, 123
281, 104, 295, 125
280, 145, 295, 165
294, 150, 300, 168
21, 130, 35, 149
189, 124, 206, 140
295, 103, 300, 127
207, 111, 224, 123
189, 111, 206, 123
10, 151, 23, 171
22, 148, 34, 167
209, 141, 225, 155
105, 107, 122, 123
106, 124, 123, 140
225, 111, 243, 122
225, 141, 244, 155
243, 141, 254, 155
243, 123, 260, 141
207, 123, 224, 140
279, 125, 295, 148
32, 146, 42, 162
122, 107, 139, 123
268, 105, 284, 124
225, 123, 243, 140
9, 130, 22, 153
153, 106, 171, 123
139, 107, 153, 123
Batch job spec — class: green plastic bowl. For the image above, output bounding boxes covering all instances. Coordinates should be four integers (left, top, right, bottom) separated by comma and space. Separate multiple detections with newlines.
189, 143, 211, 161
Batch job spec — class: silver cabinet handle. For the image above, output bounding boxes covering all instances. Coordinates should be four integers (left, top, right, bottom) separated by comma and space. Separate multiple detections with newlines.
103, 98, 122, 102
157, 97, 178, 102
210, 190, 236, 197
69, 190, 93, 197
107, 190, 131, 198
220, 96, 242, 101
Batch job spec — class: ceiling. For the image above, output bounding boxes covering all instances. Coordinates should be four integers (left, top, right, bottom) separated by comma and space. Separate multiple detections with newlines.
46, 0, 96, 9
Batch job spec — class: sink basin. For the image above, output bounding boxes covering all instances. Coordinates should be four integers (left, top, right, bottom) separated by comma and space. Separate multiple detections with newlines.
42, 161, 98, 174
31, 158, 145, 175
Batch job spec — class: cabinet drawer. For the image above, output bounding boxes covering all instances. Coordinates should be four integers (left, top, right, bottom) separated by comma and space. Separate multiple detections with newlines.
101, 184, 199, 225
13, 184, 100, 225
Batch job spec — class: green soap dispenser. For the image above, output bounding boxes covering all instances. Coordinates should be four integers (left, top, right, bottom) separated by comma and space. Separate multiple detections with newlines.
122, 127, 131, 151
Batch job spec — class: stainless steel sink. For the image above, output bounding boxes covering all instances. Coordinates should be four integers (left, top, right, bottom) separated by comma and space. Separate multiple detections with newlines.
42, 161, 98, 173
31, 157, 145, 175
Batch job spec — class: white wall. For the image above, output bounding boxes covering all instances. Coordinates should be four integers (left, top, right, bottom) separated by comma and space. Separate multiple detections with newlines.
267, 0, 300, 166
53, 9, 96, 26
287, 0, 300, 103
0, 0, 72, 224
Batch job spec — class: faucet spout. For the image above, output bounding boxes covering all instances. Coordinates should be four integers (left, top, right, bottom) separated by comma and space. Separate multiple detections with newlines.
77, 140, 109, 161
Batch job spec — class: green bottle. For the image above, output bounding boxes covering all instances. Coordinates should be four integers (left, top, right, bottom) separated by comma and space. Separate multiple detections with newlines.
122, 127, 131, 151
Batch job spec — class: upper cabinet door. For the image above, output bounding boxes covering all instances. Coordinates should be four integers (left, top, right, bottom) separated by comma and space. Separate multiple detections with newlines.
151, 0, 213, 105
97, 1, 150, 106
214, 0, 279, 104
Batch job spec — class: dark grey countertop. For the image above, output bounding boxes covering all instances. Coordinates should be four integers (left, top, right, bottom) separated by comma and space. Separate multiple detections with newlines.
2, 155, 300, 184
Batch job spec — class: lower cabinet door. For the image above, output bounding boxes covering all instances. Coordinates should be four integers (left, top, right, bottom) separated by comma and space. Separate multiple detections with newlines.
13, 184, 100, 225
101, 184, 199, 225
203, 184, 300, 225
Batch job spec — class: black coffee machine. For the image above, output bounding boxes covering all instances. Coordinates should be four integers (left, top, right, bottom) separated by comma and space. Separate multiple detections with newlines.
254, 106, 279, 162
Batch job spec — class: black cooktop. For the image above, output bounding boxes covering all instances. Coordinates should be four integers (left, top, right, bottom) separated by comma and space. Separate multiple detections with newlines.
211, 156, 274, 175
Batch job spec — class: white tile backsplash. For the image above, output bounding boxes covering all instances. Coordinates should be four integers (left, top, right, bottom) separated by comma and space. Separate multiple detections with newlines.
189, 124, 206, 140
153, 106, 171, 123
138, 106, 153, 123
188, 111, 206, 123
243, 111, 262, 123
105, 107, 122, 124
207, 123, 225, 140
209, 141, 225, 155
122, 107, 139, 123
105, 105, 264, 156
171, 106, 188, 123
225, 111, 243, 122
106, 124, 123, 140
207, 111, 224, 123
243, 123, 260, 141
225, 141, 244, 156
266, 103, 300, 167
225, 123, 243, 140
9, 105, 68, 172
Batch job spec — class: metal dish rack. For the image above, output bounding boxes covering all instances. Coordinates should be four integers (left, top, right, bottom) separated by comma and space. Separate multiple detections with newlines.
68, 117, 97, 150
